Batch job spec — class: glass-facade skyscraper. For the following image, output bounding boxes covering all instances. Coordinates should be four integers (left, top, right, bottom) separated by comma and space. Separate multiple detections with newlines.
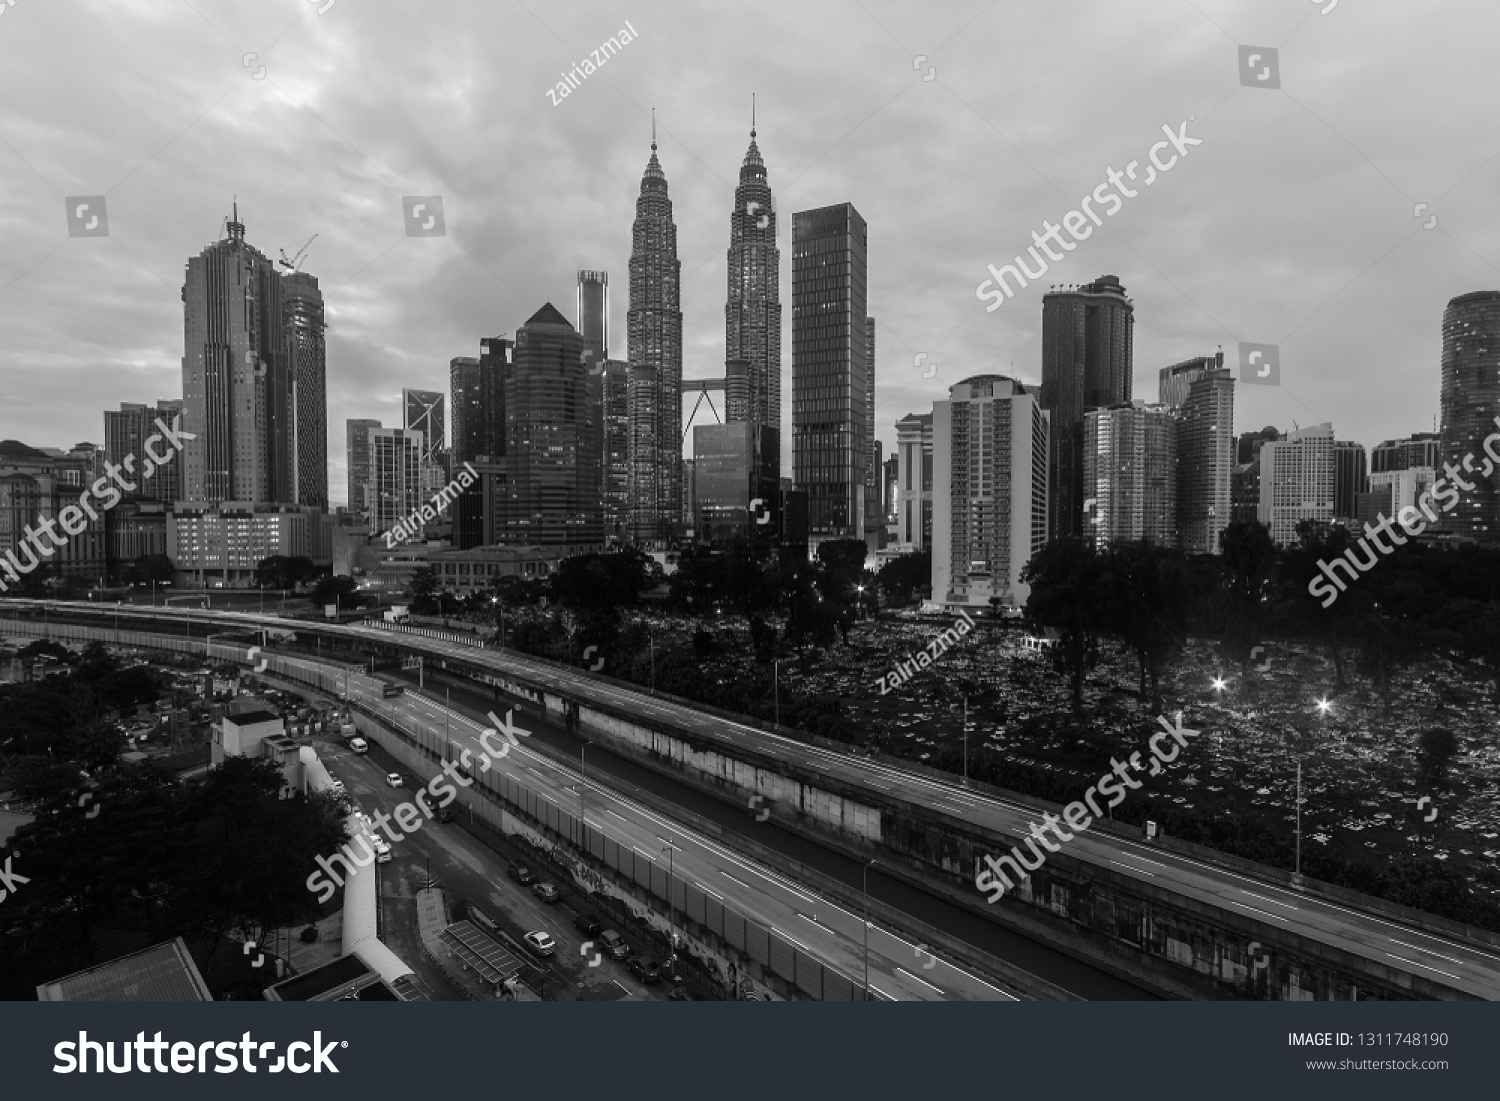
791, 202, 868, 544
1041, 275, 1134, 541
283, 271, 328, 510
725, 125, 781, 483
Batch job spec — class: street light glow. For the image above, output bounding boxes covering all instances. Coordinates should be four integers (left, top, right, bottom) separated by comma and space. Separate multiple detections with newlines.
1210, 676, 1227, 692
1316, 698, 1332, 715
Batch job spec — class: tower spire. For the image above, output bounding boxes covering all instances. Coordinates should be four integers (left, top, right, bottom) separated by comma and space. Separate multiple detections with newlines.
651, 107, 656, 150
751, 92, 755, 137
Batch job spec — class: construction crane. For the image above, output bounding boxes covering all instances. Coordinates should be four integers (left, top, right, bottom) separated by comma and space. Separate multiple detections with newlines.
278, 233, 318, 272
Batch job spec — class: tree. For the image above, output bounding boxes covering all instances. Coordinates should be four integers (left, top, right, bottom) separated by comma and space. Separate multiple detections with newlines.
310, 574, 362, 610
1218, 520, 1279, 690
407, 566, 440, 614
877, 551, 931, 607
1020, 537, 1106, 717
1280, 520, 1357, 691
1415, 727, 1459, 791
1098, 540, 1198, 712
253, 556, 322, 591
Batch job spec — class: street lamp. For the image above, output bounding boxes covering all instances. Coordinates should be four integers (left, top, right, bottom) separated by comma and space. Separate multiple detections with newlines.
578, 741, 588, 829
862, 858, 877, 1000
662, 842, 677, 962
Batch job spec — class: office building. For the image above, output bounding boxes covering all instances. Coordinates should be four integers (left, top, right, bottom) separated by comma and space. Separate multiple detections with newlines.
345, 419, 381, 522
0, 441, 108, 586
1041, 276, 1134, 540
283, 271, 328, 510
483, 303, 604, 552
180, 205, 294, 504
864, 317, 881, 548
791, 202, 869, 544
894, 413, 933, 551
366, 428, 423, 538
1439, 291, 1500, 540
725, 123, 782, 452
1333, 440, 1369, 521
168, 502, 332, 585
1237, 426, 1282, 464
1159, 355, 1235, 554
600, 359, 630, 541
692, 422, 777, 541
577, 270, 609, 362
450, 347, 510, 550
103, 400, 184, 504
1083, 400, 1177, 548
1258, 423, 1335, 546
1372, 433, 1441, 474
1370, 466, 1437, 519
1231, 461, 1262, 526
626, 133, 684, 547
931, 376, 1049, 611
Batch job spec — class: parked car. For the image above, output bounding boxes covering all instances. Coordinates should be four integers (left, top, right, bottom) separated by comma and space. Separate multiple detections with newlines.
326, 779, 345, 794
468, 904, 500, 936
531, 881, 560, 903
386, 772, 403, 787
508, 863, 535, 886
523, 931, 556, 958
598, 929, 629, 960
573, 913, 602, 937
436, 809, 456, 824
627, 957, 662, 984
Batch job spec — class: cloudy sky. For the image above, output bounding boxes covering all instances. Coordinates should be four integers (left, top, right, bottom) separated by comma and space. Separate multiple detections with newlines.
2, 0, 1497, 505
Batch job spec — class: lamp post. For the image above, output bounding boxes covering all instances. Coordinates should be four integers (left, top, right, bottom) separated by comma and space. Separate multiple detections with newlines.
862, 858, 877, 1000
961, 691, 969, 787
662, 842, 677, 961
578, 741, 588, 829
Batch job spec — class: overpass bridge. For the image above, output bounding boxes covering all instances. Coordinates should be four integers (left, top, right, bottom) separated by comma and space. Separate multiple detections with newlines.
6, 599, 1499, 1001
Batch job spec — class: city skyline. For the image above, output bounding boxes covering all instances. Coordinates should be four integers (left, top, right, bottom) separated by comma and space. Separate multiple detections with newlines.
4, 2, 1498, 507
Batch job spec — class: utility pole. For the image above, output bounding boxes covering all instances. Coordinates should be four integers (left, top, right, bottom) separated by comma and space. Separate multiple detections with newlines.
962, 692, 969, 787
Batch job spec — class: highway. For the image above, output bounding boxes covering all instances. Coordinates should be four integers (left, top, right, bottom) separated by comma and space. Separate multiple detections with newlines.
12, 599, 1500, 1000
329, 655, 1017, 1001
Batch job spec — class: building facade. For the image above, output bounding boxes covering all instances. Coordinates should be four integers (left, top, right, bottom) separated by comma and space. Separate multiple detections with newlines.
1159, 356, 1235, 554
692, 422, 777, 542
894, 412, 933, 551
1083, 400, 1177, 548
1041, 276, 1134, 540
626, 137, 684, 547
103, 400, 184, 504
1258, 423, 1335, 546
283, 271, 328, 510
931, 376, 1049, 611
366, 428, 423, 537
725, 126, 782, 468
791, 202, 869, 545
1439, 291, 1500, 540
345, 419, 381, 523
1333, 440, 1369, 521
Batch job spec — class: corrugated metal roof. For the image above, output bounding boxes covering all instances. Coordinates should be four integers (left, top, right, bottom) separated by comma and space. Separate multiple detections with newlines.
36, 938, 212, 1001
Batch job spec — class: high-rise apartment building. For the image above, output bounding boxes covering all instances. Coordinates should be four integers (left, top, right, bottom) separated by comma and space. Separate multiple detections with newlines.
1333, 440, 1369, 521
1159, 355, 1235, 554
1041, 276, 1134, 540
626, 134, 683, 547
367, 428, 423, 537
864, 316, 881, 547
180, 205, 294, 505
1258, 423, 1334, 546
346, 419, 381, 521
932, 376, 1049, 611
283, 271, 328, 510
894, 412, 932, 550
1083, 400, 1177, 548
725, 125, 782, 468
1439, 291, 1500, 540
791, 202, 868, 544
483, 303, 604, 551
103, 400, 184, 504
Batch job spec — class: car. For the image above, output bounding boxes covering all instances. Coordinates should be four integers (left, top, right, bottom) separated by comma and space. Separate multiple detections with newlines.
327, 779, 345, 794
468, 904, 500, 936
523, 931, 556, 958
375, 848, 392, 864
598, 929, 629, 960
573, 913, 602, 937
627, 957, 662, 984
385, 772, 403, 787
436, 809, 456, 824
531, 881, 560, 903
508, 863, 535, 886
348, 737, 367, 753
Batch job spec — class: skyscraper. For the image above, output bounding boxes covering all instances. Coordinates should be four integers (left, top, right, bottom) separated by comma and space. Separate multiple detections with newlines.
1372, 433, 1440, 474
345, 419, 381, 521
450, 355, 484, 549
103, 400, 183, 505
180, 205, 294, 504
1439, 290, 1500, 540
864, 316, 881, 548
1041, 276, 1134, 540
725, 123, 782, 478
791, 202, 868, 544
283, 271, 328, 510
626, 130, 683, 547
367, 427, 423, 537
403, 389, 446, 461
600, 359, 630, 541
1258, 423, 1334, 546
894, 412, 932, 551
1333, 440, 1369, 521
932, 376, 1050, 612
1159, 355, 1235, 554
577, 270, 609, 362
485, 303, 604, 551
1083, 400, 1176, 548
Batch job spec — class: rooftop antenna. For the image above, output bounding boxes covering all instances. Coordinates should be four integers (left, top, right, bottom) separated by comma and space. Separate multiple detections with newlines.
651, 107, 656, 150
751, 92, 756, 137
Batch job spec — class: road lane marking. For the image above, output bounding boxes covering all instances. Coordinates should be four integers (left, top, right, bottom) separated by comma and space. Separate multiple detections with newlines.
1111, 860, 1154, 876
868, 984, 898, 1001
721, 872, 751, 889
1387, 938, 1467, 966
895, 966, 944, 993
1384, 953, 1461, 981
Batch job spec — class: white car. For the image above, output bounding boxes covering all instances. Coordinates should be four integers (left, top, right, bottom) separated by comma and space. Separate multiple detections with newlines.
327, 779, 345, 794
386, 772, 403, 788
523, 931, 556, 958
